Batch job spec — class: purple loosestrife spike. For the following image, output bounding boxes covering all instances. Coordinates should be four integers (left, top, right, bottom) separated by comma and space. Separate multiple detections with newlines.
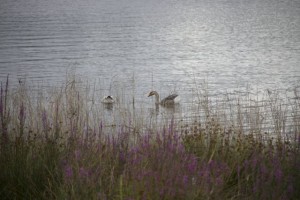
215, 176, 224, 186
187, 156, 197, 173
119, 151, 126, 162
64, 165, 73, 179
253, 182, 258, 194
243, 160, 250, 171
79, 167, 89, 178
177, 142, 184, 152
251, 157, 258, 169
182, 175, 189, 186
260, 163, 268, 180
274, 168, 283, 182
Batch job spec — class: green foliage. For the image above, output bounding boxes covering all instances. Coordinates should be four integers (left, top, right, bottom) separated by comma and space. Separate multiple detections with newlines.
0, 139, 63, 199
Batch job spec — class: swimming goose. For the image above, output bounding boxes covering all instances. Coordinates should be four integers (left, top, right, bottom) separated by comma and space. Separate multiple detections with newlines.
101, 95, 115, 104
147, 91, 180, 106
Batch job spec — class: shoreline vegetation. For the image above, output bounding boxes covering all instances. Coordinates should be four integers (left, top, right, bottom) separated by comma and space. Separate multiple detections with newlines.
0, 75, 299, 199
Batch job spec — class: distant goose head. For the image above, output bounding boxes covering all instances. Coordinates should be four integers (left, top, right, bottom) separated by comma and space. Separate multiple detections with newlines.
147, 90, 180, 106
101, 95, 115, 104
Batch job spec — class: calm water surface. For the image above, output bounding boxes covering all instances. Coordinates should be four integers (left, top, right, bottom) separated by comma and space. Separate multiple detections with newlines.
0, 0, 299, 105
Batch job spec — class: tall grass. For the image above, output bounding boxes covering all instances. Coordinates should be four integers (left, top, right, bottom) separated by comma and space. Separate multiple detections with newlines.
0, 75, 299, 199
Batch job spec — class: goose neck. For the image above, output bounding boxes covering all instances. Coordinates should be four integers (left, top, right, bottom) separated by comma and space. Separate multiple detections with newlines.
153, 91, 160, 104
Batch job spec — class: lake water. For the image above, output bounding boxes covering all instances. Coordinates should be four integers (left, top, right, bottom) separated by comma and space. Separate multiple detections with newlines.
0, 0, 299, 109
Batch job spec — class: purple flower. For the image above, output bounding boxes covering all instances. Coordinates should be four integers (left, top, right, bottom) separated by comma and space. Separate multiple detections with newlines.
251, 157, 258, 169
187, 156, 197, 173
260, 163, 268, 178
215, 176, 223, 186
64, 165, 73, 179
79, 167, 89, 178
119, 151, 126, 162
274, 168, 283, 182
183, 175, 189, 186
